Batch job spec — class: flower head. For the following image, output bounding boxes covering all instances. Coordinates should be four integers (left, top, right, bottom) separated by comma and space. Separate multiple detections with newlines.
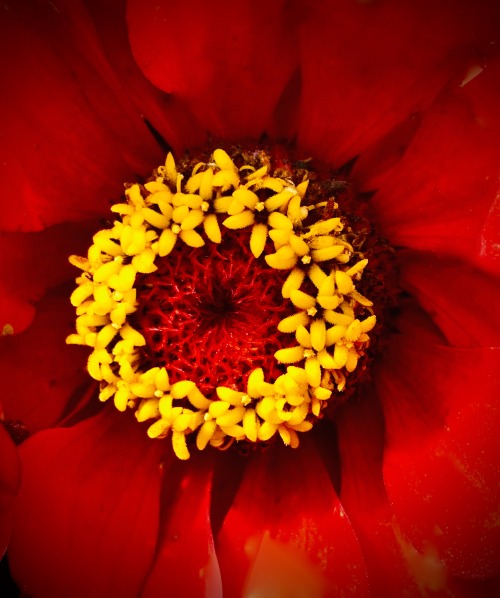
1, 0, 499, 596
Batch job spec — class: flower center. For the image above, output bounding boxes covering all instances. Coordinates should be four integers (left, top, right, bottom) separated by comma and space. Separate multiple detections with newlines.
130, 229, 294, 394
67, 147, 379, 459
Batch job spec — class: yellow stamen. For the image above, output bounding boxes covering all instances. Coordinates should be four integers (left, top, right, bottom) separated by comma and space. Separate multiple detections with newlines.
66, 148, 377, 458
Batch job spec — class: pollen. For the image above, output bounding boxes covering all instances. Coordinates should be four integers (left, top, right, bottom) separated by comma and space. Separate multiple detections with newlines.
67, 147, 378, 459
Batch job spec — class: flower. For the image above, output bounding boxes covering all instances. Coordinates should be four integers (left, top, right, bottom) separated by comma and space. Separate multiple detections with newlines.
1, 0, 499, 596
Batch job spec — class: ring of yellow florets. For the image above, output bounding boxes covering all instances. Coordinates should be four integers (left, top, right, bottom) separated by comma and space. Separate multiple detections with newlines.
67, 149, 376, 460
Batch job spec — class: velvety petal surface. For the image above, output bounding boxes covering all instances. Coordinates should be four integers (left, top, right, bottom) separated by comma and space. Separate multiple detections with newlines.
84, 0, 206, 153
8, 408, 164, 598
0, 422, 20, 559
337, 397, 440, 595
378, 329, 500, 578
141, 452, 222, 597
296, 0, 497, 167
398, 251, 500, 348
0, 0, 161, 232
0, 220, 95, 334
216, 439, 368, 597
127, 0, 298, 140
0, 287, 90, 433
365, 57, 500, 274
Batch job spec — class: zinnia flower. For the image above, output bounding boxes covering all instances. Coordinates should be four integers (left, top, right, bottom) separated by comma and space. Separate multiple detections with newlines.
1, 0, 499, 596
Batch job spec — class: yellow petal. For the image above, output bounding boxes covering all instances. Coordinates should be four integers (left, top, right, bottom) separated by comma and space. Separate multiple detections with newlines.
179, 229, 205, 248
158, 228, 177, 256
310, 318, 326, 352
223, 210, 255, 230
335, 270, 354, 295
268, 211, 293, 230
311, 245, 345, 262
282, 268, 305, 298
289, 289, 316, 310
203, 213, 222, 243
274, 346, 305, 364
250, 223, 268, 258
278, 311, 310, 333
213, 148, 237, 172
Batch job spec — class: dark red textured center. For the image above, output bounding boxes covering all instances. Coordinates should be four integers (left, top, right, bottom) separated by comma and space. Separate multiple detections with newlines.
131, 227, 295, 397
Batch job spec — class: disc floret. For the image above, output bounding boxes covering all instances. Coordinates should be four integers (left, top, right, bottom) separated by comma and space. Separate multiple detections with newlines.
67, 148, 376, 459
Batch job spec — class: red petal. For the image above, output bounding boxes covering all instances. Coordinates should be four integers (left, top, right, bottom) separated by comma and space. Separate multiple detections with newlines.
141, 452, 222, 597
127, 0, 298, 140
398, 251, 500, 348
0, 221, 95, 334
0, 287, 90, 433
378, 333, 500, 578
0, 0, 162, 232
216, 439, 368, 596
8, 408, 164, 598
297, 0, 497, 167
337, 398, 424, 595
84, 0, 206, 153
367, 57, 500, 274
0, 422, 21, 558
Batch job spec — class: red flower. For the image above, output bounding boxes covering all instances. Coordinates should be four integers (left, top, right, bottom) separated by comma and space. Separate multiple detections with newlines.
1, 0, 499, 596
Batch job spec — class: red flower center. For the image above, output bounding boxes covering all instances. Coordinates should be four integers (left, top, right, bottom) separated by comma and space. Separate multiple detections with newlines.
131, 228, 294, 397
67, 145, 389, 458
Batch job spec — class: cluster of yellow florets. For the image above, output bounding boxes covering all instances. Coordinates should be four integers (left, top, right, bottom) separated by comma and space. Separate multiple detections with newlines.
67, 149, 375, 459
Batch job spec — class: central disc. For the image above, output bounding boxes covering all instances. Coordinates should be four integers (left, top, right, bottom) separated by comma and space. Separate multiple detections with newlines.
131, 229, 293, 396
67, 146, 380, 459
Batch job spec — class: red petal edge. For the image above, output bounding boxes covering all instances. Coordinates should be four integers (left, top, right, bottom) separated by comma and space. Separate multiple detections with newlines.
0, 0, 162, 232
141, 451, 222, 597
0, 422, 21, 559
127, 0, 298, 141
216, 438, 368, 597
367, 57, 500, 274
379, 334, 500, 579
297, 0, 498, 166
0, 287, 89, 433
8, 408, 164, 598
